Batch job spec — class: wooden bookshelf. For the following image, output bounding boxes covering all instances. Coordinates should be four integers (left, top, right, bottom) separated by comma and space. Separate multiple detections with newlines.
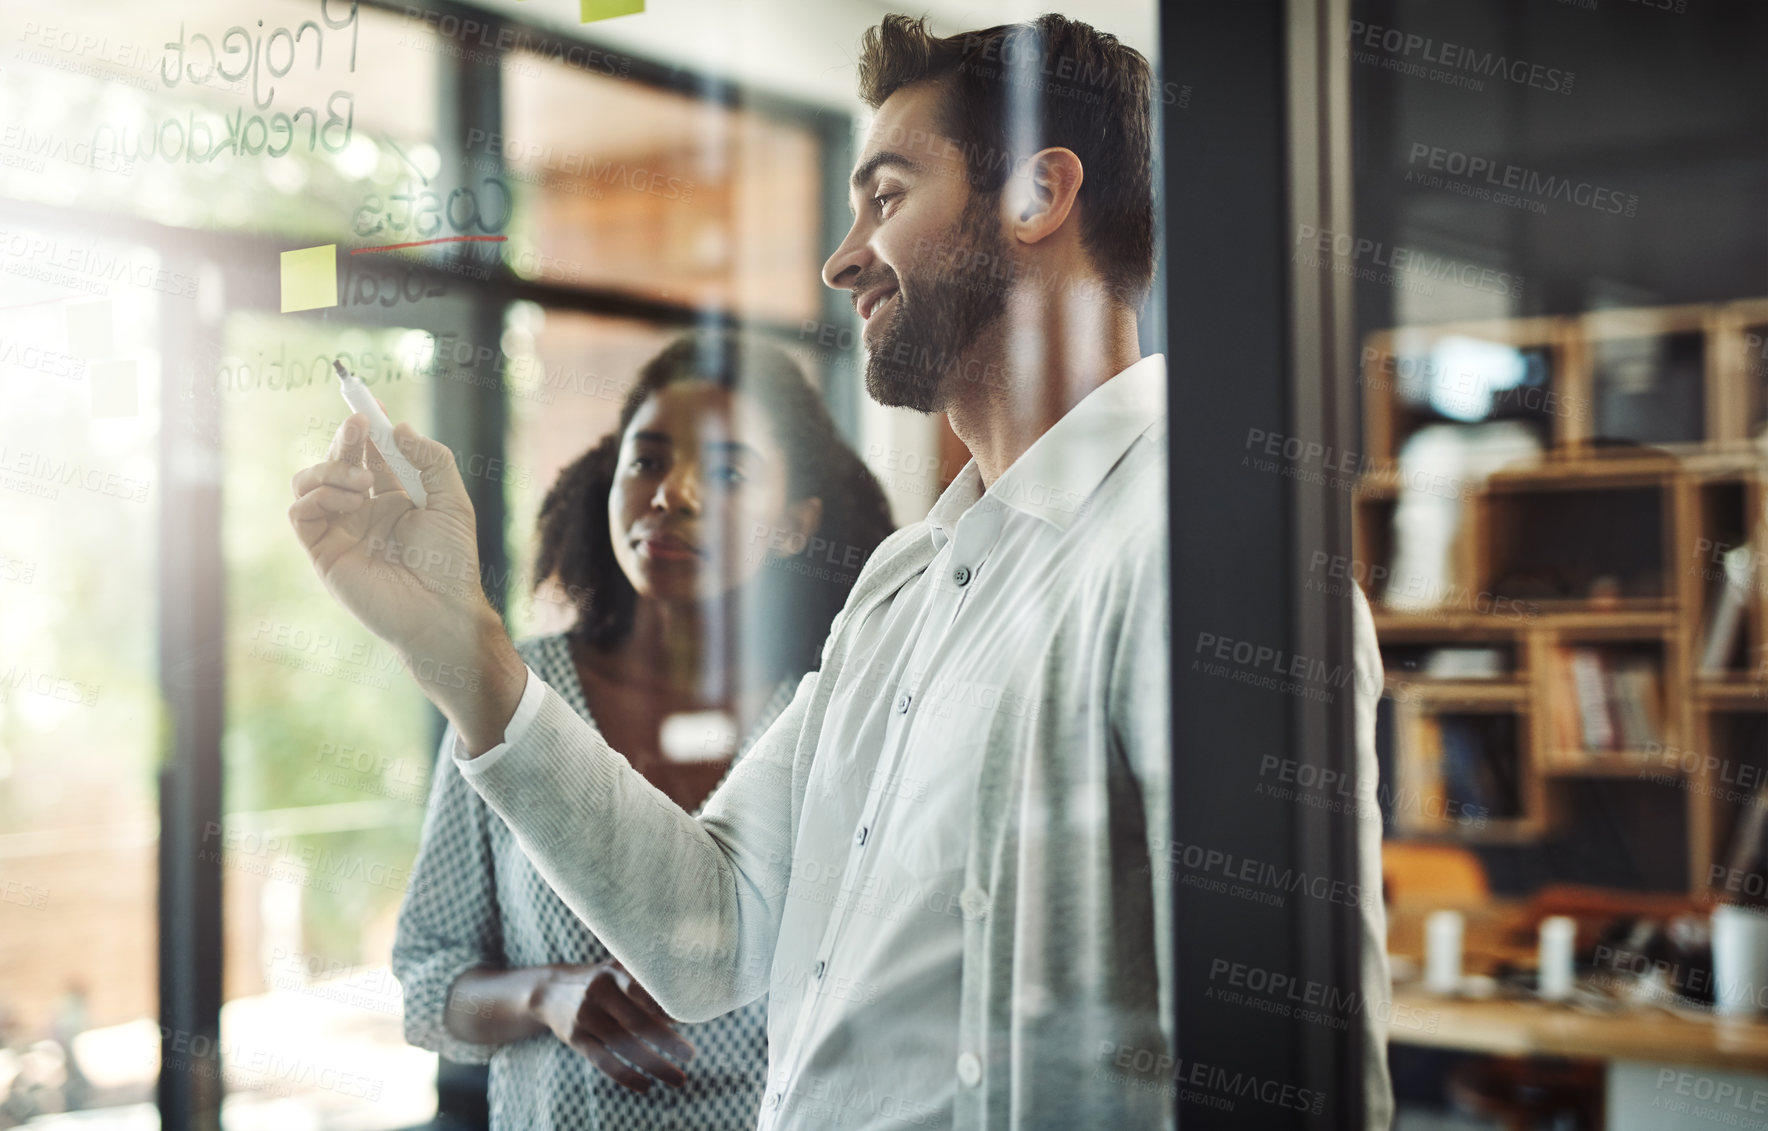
1356, 299, 1768, 894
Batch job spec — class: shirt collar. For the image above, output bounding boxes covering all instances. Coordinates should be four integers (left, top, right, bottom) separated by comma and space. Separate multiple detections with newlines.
924, 353, 1166, 543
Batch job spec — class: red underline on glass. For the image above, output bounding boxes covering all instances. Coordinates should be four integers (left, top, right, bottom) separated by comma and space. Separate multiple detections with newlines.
350, 236, 508, 255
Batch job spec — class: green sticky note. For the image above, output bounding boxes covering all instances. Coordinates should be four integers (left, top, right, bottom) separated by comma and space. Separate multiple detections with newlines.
280, 245, 338, 313
89, 359, 138, 418
581, 0, 643, 22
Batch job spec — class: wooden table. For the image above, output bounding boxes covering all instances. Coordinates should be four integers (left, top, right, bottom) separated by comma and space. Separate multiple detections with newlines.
1388, 986, 1768, 1074
1387, 897, 1768, 1073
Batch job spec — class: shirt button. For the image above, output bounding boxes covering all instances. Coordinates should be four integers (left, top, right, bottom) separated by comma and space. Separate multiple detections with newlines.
766, 1091, 781, 1109
855, 825, 869, 846
895, 692, 912, 714
959, 886, 990, 920
957, 1051, 983, 1087
952, 564, 972, 586
812, 960, 825, 979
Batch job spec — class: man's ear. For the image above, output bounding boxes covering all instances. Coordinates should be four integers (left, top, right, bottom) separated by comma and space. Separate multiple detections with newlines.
775, 496, 824, 557
1003, 147, 1084, 246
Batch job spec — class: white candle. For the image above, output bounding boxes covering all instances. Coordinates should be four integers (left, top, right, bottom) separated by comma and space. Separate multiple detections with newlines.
1712, 904, 1768, 1017
1538, 916, 1575, 1001
1425, 910, 1464, 995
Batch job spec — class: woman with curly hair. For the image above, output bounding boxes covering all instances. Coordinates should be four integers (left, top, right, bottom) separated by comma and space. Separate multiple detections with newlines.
393, 328, 895, 1131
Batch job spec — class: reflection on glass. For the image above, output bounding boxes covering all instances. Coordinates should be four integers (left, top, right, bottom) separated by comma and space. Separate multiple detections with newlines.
0, 228, 159, 1122
500, 56, 823, 323
217, 312, 436, 1129
0, 2, 439, 241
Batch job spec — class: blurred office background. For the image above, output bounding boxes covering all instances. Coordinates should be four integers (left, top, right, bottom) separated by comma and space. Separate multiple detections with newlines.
1349, 2, 1768, 1129
4, 1, 1768, 1129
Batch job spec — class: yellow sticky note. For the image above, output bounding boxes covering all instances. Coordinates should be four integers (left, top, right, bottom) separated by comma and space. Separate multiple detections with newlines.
89, 359, 138, 418
581, 0, 643, 22
280, 245, 337, 313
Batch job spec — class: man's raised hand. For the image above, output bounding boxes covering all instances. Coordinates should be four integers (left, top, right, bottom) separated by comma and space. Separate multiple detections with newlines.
288, 412, 511, 724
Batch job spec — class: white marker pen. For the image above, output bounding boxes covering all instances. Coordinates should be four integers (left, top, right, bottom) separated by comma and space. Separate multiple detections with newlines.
334, 360, 428, 508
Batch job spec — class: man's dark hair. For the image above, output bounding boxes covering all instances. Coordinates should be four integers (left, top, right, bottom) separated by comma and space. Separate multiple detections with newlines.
532, 329, 896, 683
856, 13, 1156, 306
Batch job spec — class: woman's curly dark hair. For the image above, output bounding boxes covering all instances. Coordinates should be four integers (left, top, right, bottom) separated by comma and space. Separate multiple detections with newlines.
531, 328, 896, 683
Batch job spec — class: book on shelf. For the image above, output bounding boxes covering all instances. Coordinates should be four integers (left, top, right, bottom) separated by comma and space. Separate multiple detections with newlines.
1612, 658, 1665, 750
1568, 648, 1614, 751
1721, 783, 1768, 900
1421, 647, 1510, 679
1396, 698, 1445, 832
1394, 702, 1521, 830
1548, 644, 1583, 757
1699, 542, 1756, 676
1550, 645, 1664, 759
1438, 715, 1519, 819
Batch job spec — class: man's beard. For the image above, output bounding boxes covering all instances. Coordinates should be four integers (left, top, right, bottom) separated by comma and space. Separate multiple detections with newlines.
862, 190, 1011, 413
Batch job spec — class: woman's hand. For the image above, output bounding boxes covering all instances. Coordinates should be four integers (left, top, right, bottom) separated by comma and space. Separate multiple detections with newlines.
530, 960, 695, 1092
